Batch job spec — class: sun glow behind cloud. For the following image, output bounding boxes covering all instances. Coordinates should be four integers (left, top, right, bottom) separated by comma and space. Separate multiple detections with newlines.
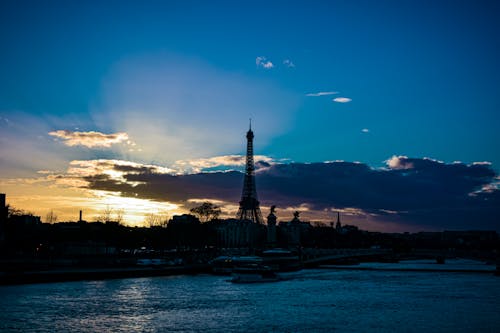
0, 157, 182, 226
173, 154, 277, 173
93, 53, 299, 165
2, 182, 180, 226
91, 191, 179, 226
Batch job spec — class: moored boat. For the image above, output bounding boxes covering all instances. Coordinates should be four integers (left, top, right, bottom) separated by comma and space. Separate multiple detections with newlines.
261, 249, 302, 272
230, 264, 281, 283
210, 256, 263, 275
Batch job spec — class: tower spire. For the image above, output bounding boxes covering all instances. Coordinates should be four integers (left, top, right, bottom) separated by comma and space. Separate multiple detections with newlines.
336, 211, 342, 230
236, 122, 264, 224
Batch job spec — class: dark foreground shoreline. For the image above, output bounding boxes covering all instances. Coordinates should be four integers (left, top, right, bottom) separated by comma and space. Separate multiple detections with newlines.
2, 263, 497, 285
0, 264, 211, 285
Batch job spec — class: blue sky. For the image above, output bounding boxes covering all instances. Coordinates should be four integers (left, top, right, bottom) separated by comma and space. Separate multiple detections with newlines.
1, 1, 499, 230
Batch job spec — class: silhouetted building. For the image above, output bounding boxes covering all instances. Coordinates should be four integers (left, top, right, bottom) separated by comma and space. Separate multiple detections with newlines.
10, 214, 41, 226
236, 121, 264, 224
78, 210, 87, 223
170, 214, 200, 225
167, 214, 205, 250
0, 193, 6, 243
213, 218, 265, 249
340, 224, 359, 234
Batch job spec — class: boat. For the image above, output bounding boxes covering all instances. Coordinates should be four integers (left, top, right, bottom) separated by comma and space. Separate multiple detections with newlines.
436, 256, 445, 264
230, 264, 281, 283
261, 249, 302, 272
209, 256, 263, 275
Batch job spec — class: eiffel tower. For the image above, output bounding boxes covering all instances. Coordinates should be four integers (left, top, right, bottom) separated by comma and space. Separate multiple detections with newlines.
236, 120, 264, 224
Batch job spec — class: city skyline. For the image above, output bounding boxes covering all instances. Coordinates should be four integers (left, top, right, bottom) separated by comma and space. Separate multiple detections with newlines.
1, 1, 499, 231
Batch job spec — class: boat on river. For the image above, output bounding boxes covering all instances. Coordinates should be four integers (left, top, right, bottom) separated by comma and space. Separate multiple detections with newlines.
261, 249, 302, 272
210, 249, 302, 276
209, 256, 263, 275
230, 264, 281, 283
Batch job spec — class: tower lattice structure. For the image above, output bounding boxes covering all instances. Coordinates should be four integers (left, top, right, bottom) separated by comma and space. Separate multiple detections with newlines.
236, 122, 264, 224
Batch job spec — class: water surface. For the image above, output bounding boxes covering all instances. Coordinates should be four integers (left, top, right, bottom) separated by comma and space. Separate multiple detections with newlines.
1, 261, 499, 332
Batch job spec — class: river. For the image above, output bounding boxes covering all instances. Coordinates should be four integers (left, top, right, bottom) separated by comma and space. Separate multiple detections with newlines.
0, 260, 499, 332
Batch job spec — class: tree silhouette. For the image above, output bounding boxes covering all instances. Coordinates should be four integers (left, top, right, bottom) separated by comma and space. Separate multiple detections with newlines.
115, 208, 125, 225
95, 205, 113, 222
45, 210, 58, 224
189, 202, 221, 222
144, 212, 169, 228
6, 204, 31, 218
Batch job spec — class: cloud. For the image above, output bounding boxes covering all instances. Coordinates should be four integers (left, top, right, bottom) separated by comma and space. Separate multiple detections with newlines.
386, 155, 413, 170
256, 56, 274, 69
385, 156, 446, 170
305, 91, 338, 97
37, 170, 56, 174
49, 130, 130, 148
333, 97, 352, 103
7, 156, 498, 231
283, 59, 295, 68
37, 159, 175, 189
361, 128, 370, 133
54, 157, 499, 231
67, 159, 173, 177
173, 154, 277, 174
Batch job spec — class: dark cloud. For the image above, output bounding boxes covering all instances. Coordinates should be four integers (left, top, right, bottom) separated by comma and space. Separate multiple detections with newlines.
78, 158, 500, 231
113, 164, 157, 174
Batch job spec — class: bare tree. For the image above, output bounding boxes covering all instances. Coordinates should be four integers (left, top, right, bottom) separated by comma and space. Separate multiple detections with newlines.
95, 205, 114, 223
103, 205, 113, 222
114, 208, 125, 225
45, 210, 58, 224
189, 202, 221, 222
6, 204, 28, 218
144, 211, 169, 228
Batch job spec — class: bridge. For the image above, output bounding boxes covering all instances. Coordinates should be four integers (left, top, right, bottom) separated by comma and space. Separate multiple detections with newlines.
300, 248, 497, 267
301, 248, 392, 266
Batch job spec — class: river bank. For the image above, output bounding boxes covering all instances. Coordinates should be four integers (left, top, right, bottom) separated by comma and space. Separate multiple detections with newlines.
2, 258, 497, 285
0, 264, 211, 285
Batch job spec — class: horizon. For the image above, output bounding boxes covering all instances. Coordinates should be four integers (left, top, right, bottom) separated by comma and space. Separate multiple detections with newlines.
1, 1, 499, 232
4, 194, 500, 235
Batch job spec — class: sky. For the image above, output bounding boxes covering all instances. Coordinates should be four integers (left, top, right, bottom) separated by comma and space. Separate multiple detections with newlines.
1, 0, 499, 231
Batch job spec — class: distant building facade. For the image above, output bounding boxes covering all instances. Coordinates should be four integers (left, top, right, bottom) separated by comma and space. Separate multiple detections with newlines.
212, 219, 265, 249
